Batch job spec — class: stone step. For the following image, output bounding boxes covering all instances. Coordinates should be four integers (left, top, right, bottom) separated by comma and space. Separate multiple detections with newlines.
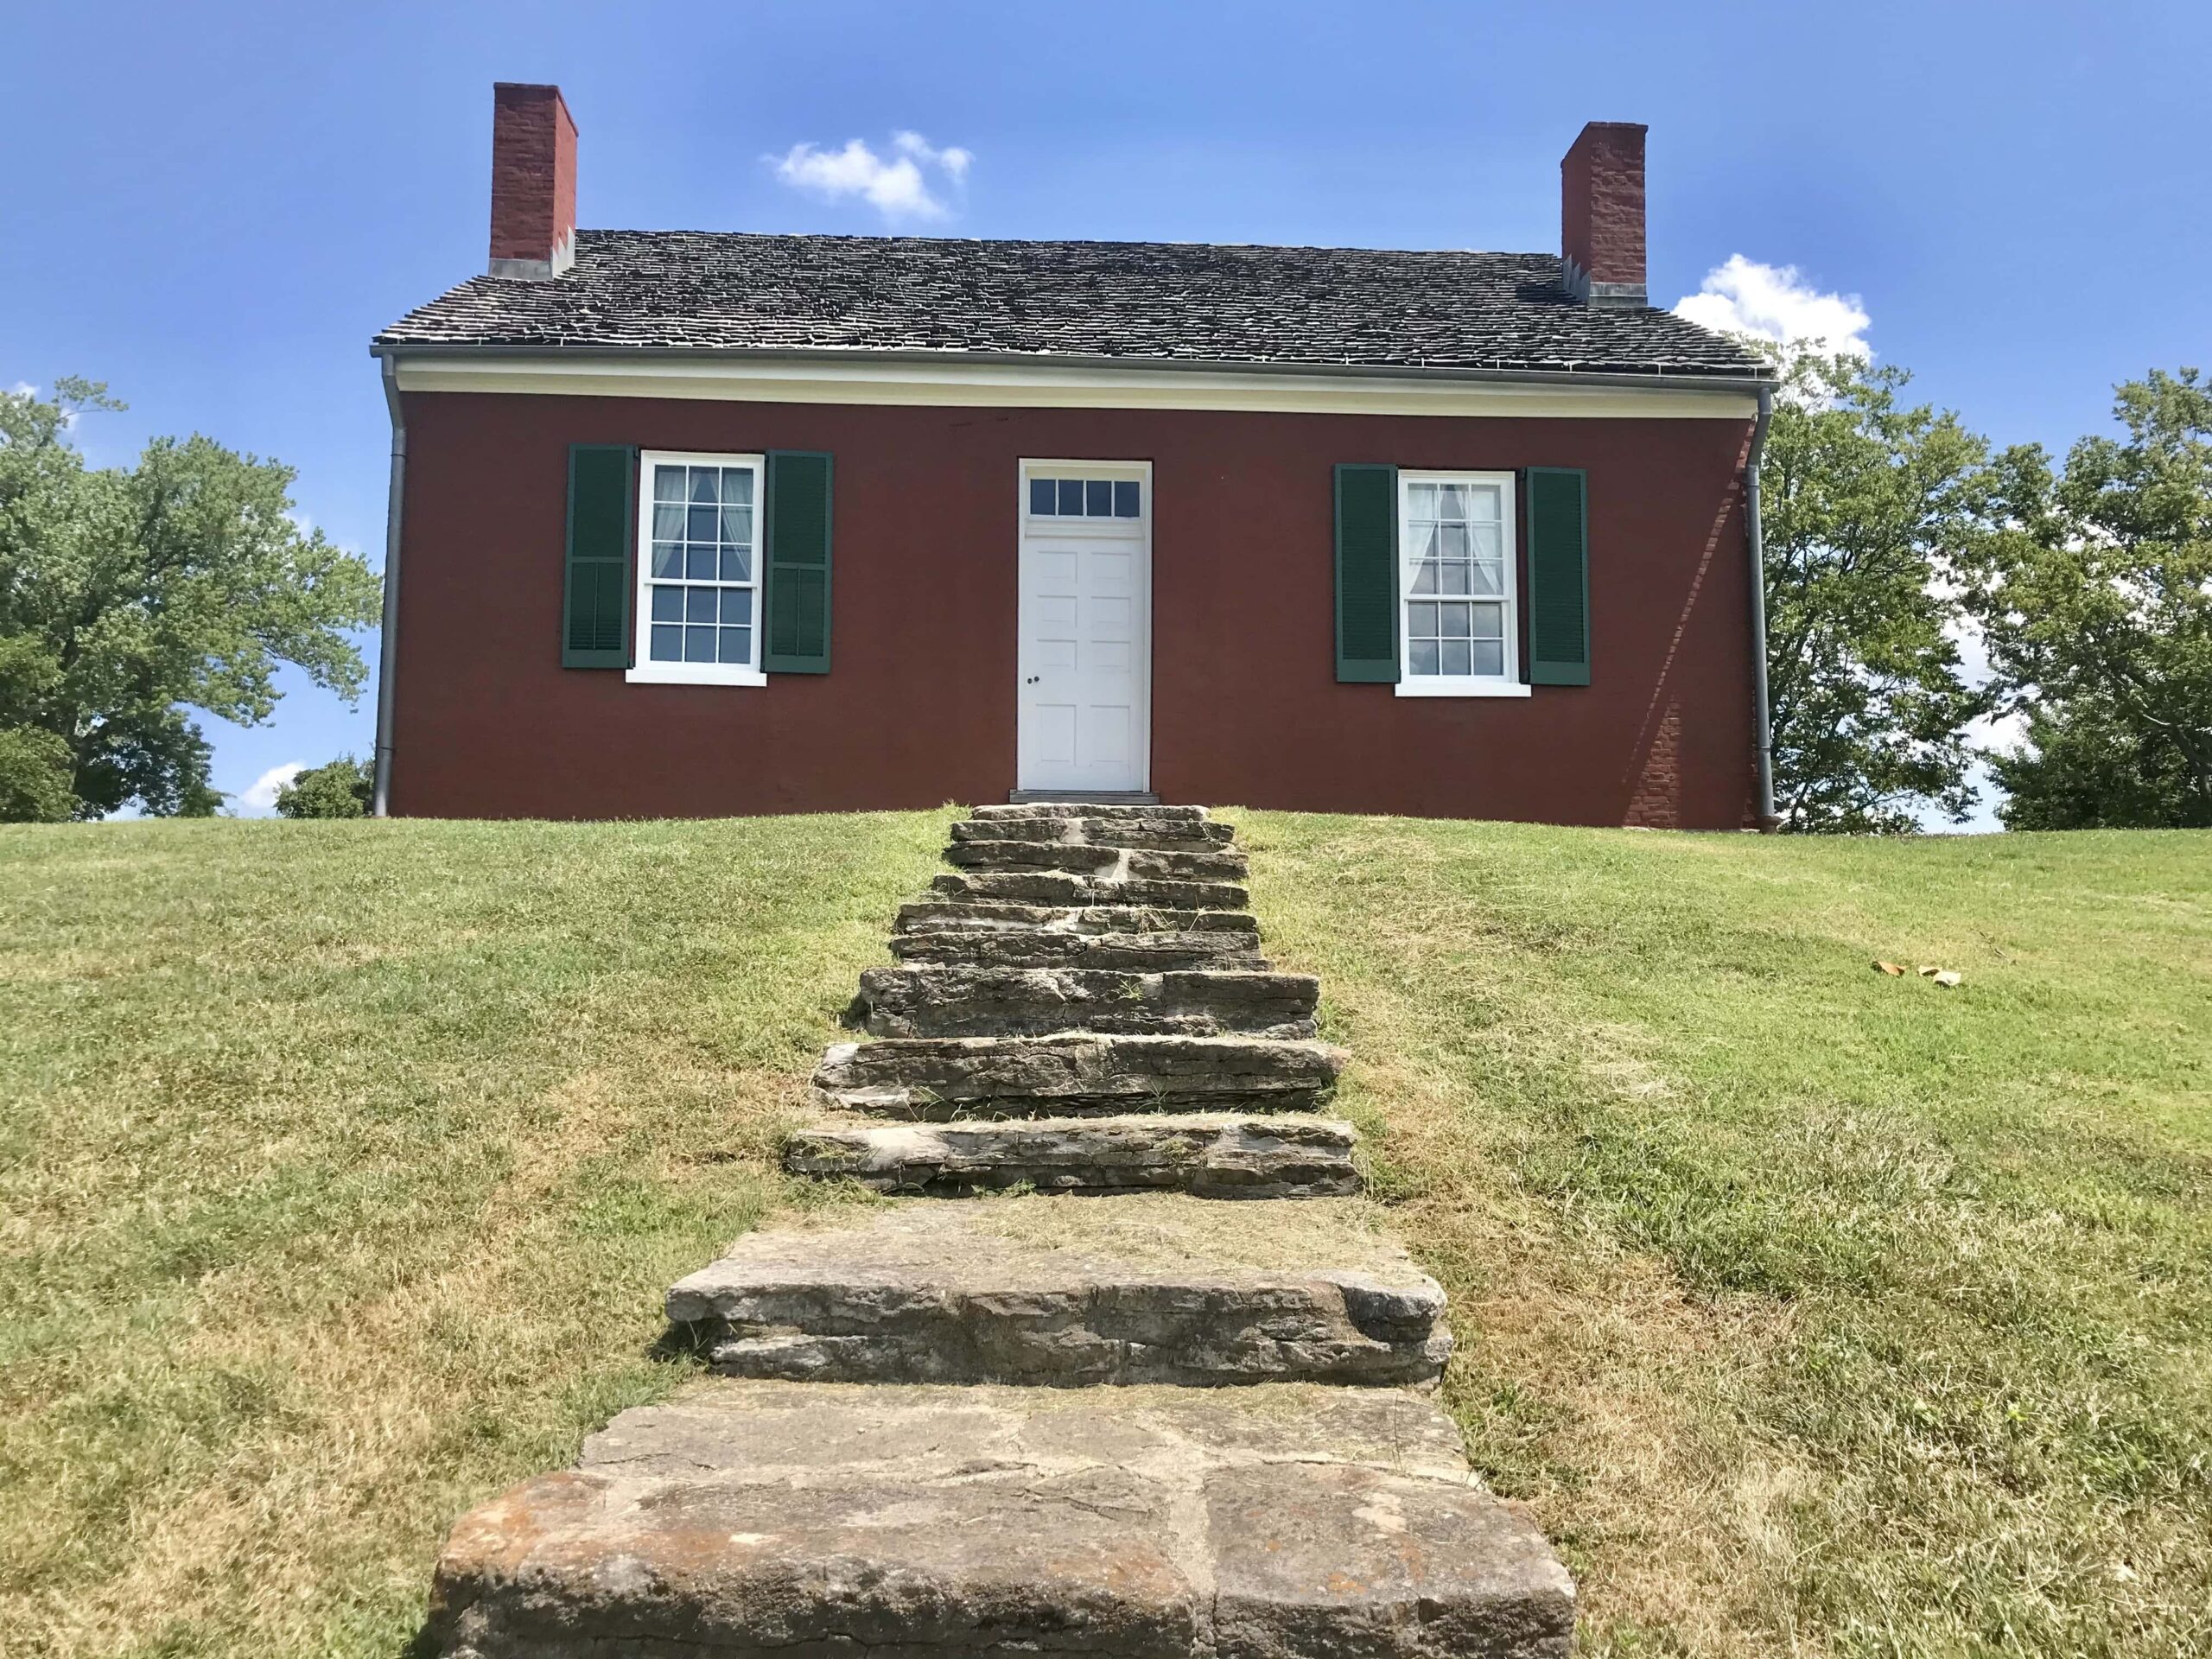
932, 869, 1250, 911
785, 1113, 1360, 1198
664, 1194, 1450, 1387
428, 1379, 1574, 1659
953, 814, 1236, 852
944, 840, 1249, 881
894, 899, 1262, 938
858, 965, 1319, 1039
974, 801, 1208, 823
813, 1032, 1343, 1117
891, 926, 1270, 972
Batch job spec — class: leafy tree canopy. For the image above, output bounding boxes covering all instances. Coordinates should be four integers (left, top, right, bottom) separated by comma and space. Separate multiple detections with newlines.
1759, 348, 1992, 833
275, 755, 373, 819
1967, 368, 2212, 829
0, 379, 381, 820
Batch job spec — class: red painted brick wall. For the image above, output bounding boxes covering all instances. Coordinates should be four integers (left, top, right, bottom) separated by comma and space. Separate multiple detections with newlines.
1561, 123, 1647, 290
488, 84, 575, 266
387, 391, 1760, 827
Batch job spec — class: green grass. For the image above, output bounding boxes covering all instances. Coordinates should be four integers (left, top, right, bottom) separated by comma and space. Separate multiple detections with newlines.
3, 812, 2208, 1657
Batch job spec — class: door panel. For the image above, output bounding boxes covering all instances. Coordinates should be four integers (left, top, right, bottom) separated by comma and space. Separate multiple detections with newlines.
1018, 466, 1151, 793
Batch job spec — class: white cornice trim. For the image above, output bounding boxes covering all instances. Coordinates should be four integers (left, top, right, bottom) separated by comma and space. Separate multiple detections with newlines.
384, 352, 1762, 420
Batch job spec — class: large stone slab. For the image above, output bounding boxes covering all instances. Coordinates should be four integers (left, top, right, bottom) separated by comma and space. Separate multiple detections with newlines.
931, 869, 1250, 911
427, 1380, 1573, 1659
858, 965, 1319, 1039
785, 1112, 1360, 1198
812, 1032, 1342, 1116
944, 840, 1249, 882
891, 925, 1270, 972
953, 814, 1236, 851
665, 1194, 1450, 1386
894, 899, 1262, 938
974, 802, 1209, 823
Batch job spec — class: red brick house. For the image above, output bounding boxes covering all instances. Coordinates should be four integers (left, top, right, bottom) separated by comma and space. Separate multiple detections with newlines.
371, 84, 1777, 827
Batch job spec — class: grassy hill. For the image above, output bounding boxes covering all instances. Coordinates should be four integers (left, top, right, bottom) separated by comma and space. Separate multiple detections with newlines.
2, 812, 2207, 1657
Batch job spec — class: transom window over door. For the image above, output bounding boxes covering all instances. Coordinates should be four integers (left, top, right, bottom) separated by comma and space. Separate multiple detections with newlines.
629, 451, 766, 686
1396, 470, 1527, 697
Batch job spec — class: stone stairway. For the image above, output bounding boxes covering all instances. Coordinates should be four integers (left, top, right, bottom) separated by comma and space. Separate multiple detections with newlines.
426, 804, 1575, 1658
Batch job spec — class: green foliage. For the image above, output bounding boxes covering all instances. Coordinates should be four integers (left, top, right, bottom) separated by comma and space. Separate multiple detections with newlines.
0, 378, 383, 821
275, 755, 374, 819
0, 721, 75, 822
1759, 349, 1992, 832
1967, 368, 2212, 829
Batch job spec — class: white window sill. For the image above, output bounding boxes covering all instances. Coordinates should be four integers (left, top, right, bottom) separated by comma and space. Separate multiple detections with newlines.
1393, 678, 1533, 698
625, 664, 769, 688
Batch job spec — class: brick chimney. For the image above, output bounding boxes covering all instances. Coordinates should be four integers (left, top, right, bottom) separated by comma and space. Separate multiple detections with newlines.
488, 83, 576, 280
1561, 121, 1647, 308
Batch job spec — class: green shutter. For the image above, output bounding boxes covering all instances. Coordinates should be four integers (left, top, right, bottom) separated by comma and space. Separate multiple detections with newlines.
563, 444, 634, 668
1334, 463, 1399, 683
1526, 467, 1591, 686
763, 450, 833, 674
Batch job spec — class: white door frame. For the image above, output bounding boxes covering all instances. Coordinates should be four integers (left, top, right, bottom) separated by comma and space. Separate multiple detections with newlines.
1015, 458, 1154, 794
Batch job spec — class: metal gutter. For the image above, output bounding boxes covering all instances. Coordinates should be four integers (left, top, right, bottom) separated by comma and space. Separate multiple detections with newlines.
1745, 384, 1777, 829
367, 339, 1775, 397
370, 356, 405, 817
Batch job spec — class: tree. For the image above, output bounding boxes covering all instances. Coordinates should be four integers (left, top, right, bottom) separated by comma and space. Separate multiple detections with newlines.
1759, 348, 1992, 832
0, 379, 381, 820
275, 755, 373, 819
1967, 368, 2212, 830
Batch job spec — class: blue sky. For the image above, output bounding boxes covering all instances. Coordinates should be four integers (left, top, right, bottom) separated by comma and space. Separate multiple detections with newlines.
6, 0, 2207, 820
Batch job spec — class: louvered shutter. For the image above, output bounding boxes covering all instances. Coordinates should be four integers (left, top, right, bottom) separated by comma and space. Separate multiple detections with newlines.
762, 451, 833, 674
562, 444, 634, 667
1334, 463, 1399, 682
1526, 467, 1591, 685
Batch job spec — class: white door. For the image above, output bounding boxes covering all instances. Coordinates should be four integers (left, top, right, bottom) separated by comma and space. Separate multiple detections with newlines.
1017, 461, 1152, 793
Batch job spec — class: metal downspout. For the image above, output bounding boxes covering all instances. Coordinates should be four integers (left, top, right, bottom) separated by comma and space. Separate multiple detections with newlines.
1746, 384, 1777, 829
371, 357, 405, 817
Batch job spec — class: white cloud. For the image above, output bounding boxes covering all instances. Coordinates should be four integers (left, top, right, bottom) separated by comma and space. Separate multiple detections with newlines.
1674, 256, 1872, 358
239, 761, 305, 814
768, 131, 973, 222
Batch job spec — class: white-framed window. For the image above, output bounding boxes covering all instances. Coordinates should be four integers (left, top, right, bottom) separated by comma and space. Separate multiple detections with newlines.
626, 450, 767, 687
1395, 469, 1530, 698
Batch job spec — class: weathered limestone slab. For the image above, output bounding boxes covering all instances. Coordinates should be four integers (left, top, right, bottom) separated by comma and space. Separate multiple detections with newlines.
891, 926, 1269, 972
858, 965, 1319, 1039
944, 841, 1249, 882
427, 1380, 1574, 1659
931, 869, 1250, 911
974, 802, 1208, 823
785, 1113, 1360, 1198
665, 1196, 1451, 1387
894, 899, 1261, 937
812, 1032, 1343, 1116
953, 814, 1236, 851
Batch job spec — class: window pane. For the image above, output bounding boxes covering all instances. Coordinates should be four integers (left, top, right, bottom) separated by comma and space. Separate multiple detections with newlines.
1058, 479, 1084, 514
721, 588, 753, 625
1030, 478, 1055, 515
1438, 524, 1470, 559
719, 626, 752, 664
1409, 639, 1441, 675
1085, 480, 1112, 516
650, 624, 683, 661
1440, 602, 1472, 639
652, 542, 683, 579
720, 504, 752, 544
1114, 480, 1140, 517
1466, 486, 1503, 523
651, 585, 683, 622
1408, 601, 1438, 637
1471, 640, 1505, 677
1410, 561, 1440, 595
1442, 640, 1472, 676
1470, 522, 1503, 559
1435, 485, 1469, 518
1470, 560, 1503, 596
1440, 563, 1471, 596
1471, 602, 1506, 639
653, 502, 685, 541
719, 546, 753, 582
689, 467, 720, 504
684, 625, 716, 661
685, 545, 715, 580
685, 588, 718, 622
1408, 522, 1440, 561
688, 504, 718, 541
653, 466, 685, 502
721, 467, 754, 505
1406, 483, 1439, 518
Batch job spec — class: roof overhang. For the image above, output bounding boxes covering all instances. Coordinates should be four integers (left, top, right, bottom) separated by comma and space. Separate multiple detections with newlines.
372, 342, 1770, 421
